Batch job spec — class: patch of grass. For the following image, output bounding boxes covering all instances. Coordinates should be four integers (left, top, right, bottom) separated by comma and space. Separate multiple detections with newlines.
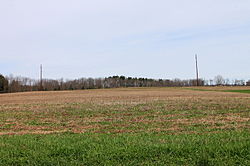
0, 131, 249, 165
224, 90, 250, 94
186, 87, 250, 94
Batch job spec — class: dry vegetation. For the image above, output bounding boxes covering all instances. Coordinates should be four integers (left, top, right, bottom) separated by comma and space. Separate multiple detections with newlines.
0, 87, 250, 135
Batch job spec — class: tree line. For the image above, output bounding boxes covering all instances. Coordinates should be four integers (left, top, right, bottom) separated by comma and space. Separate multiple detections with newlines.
0, 74, 248, 93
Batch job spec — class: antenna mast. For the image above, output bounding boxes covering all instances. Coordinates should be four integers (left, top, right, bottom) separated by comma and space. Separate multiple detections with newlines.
195, 54, 199, 86
40, 64, 43, 90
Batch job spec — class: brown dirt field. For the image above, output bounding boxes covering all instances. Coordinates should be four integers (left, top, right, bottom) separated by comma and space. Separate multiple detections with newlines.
0, 87, 249, 105
0, 87, 249, 135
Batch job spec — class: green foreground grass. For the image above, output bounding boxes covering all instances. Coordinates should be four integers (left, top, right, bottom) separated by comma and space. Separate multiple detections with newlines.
1, 131, 250, 166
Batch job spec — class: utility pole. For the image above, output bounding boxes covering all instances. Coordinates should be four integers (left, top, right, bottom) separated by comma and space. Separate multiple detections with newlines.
195, 54, 199, 86
40, 64, 43, 90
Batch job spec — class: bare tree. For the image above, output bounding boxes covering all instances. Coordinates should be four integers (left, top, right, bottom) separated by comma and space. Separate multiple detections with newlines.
214, 75, 225, 86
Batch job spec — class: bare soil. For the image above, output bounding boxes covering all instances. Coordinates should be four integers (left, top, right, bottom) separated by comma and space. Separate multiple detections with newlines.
0, 87, 249, 135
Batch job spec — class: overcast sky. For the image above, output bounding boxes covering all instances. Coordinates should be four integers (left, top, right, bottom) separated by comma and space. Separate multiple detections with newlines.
0, 0, 250, 80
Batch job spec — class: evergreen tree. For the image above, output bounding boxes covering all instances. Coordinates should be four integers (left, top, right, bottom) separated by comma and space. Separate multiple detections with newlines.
0, 74, 8, 93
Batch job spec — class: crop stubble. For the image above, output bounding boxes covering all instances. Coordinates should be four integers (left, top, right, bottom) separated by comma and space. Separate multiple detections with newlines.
0, 87, 249, 135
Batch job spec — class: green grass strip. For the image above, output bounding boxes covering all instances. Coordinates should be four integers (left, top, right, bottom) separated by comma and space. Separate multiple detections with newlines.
0, 131, 250, 165
223, 90, 250, 94
186, 88, 250, 94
